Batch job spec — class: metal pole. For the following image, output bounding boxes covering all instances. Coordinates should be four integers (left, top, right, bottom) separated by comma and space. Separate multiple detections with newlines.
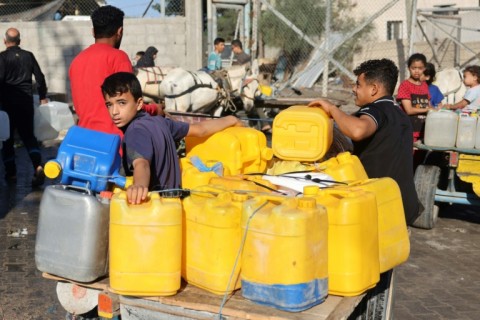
408, 0, 418, 57
423, 15, 480, 62
456, 17, 461, 67
416, 18, 441, 68
251, 0, 258, 59
244, 0, 251, 54
142, 0, 155, 17
207, 0, 213, 58
322, 0, 331, 97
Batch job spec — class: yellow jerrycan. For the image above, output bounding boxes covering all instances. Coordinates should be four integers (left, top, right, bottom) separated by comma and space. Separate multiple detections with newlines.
241, 194, 328, 312
304, 185, 379, 296
180, 157, 226, 190
109, 192, 182, 296
185, 130, 243, 174
344, 178, 410, 272
317, 152, 368, 182
272, 105, 333, 161
182, 186, 252, 295
185, 127, 273, 175
222, 127, 273, 173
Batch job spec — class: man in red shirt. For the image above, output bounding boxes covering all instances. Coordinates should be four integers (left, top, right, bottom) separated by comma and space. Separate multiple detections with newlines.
69, 5, 133, 137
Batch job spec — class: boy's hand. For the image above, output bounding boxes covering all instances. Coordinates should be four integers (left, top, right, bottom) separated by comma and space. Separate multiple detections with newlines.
231, 116, 244, 127
126, 184, 149, 204
308, 99, 336, 117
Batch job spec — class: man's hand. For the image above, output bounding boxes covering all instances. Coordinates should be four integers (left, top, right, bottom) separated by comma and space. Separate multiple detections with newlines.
40, 98, 49, 105
308, 99, 337, 117
126, 184, 149, 204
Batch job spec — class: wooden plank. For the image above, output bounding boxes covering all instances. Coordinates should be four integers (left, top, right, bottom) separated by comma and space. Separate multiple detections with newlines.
42, 274, 363, 319
42, 272, 109, 291
131, 282, 360, 320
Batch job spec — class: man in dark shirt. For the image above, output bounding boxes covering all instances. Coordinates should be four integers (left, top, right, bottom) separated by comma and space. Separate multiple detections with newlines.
0, 27, 48, 186
309, 59, 420, 226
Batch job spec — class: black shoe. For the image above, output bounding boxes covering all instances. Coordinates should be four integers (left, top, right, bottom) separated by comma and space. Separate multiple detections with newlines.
32, 166, 45, 187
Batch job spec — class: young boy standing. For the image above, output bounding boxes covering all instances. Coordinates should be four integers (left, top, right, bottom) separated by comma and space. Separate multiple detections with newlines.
308, 59, 420, 226
445, 65, 480, 112
101, 72, 242, 204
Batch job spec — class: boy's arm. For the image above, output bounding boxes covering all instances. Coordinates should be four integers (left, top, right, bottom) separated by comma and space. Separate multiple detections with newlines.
308, 99, 376, 141
187, 115, 243, 137
127, 158, 150, 204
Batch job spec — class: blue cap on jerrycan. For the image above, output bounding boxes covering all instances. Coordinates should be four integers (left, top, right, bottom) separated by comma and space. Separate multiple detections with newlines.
45, 126, 126, 192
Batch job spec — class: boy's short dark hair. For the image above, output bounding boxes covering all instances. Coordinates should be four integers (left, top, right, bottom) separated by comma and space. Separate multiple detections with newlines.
407, 53, 427, 67
464, 65, 480, 81
231, 39, 242, 49
91, 5, 124, 39
214, 37, 225, 45
424, 62, 437, 85
353, 59, 399, 95
101, 72, 143, 101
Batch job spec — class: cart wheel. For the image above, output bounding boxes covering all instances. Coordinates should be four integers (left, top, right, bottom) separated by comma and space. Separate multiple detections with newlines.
413, 165, 441, 229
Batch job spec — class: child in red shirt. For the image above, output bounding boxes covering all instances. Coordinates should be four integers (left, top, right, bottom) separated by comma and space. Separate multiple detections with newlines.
396, 53, 434, 142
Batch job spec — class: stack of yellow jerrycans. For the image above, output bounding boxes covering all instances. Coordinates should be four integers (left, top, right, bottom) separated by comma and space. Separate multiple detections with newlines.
105, 105, 409, 314
35, 126, 126, 283
181, 126, 274, 189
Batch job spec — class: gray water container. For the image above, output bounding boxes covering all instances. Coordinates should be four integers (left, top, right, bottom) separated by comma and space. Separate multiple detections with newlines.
35, 185, 110, 282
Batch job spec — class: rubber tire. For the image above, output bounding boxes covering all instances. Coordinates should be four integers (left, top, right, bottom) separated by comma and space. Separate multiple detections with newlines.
349, 269, 396, 320
413, 165, 441, 229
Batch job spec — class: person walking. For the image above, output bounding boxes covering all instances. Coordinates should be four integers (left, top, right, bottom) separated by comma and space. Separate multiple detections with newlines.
0, 27, 48, 186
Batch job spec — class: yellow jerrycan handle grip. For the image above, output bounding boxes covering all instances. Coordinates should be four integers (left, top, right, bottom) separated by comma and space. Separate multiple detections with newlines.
115, 191, 160, 202
305, 185, 363, 198
251, 193, 296, 207
189, 185, 232, 201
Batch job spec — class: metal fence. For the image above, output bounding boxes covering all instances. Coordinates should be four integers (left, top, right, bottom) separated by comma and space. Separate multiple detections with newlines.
0, 0, 185, 22
211, 0, 480, 94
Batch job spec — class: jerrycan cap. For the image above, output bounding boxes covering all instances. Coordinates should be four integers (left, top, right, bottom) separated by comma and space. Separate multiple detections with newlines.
99, 191, 114, 199
298, 197, 316, 209
303, 185, 319, 196
44, 161, 62, 179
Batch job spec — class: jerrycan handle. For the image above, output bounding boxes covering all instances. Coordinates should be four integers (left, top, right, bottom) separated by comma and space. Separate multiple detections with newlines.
189, 185, 231, 201
109, 175, 126, 189
317, 188, 362, 198
253, 193, 291, 205
63, 185, 93, 196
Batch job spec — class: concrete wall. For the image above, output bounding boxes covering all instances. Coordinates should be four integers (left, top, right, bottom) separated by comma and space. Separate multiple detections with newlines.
0, 0, 202, 102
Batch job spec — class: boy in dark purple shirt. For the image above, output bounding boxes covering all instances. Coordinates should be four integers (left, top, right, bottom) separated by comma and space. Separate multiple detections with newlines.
102, 72, 242, 204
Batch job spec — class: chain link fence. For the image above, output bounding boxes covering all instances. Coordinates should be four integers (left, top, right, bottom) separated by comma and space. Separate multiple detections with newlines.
0, 0, 185, 22
212, 0, 480, 91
